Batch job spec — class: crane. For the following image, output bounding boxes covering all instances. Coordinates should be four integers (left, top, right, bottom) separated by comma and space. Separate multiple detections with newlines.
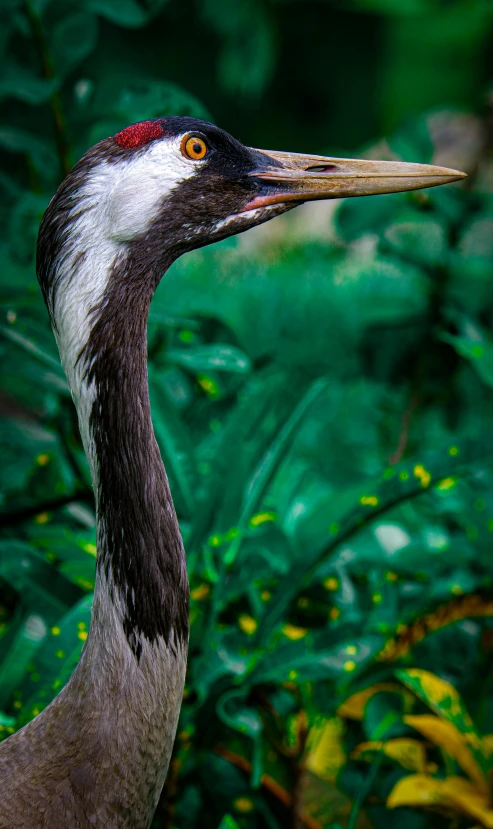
0, 117, 465, 828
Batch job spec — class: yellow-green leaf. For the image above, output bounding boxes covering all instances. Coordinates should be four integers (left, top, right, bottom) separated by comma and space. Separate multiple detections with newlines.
305, 716, 346, 782
352, 738, 427, 772
337, 682, 410, 720
396, 669, 474, 731
388, 775, 493, 828
404, 715, 489, 793
397, 670, 489, 780
482, 734, 493, 761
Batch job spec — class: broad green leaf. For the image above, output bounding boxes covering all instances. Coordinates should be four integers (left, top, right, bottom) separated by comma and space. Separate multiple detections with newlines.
185, 366, 294, 554
203, 0, 276, 97
0, 417, 58, 494
449, 216, 493, 313
333, 252, 429, 326
223, 378, 328, 566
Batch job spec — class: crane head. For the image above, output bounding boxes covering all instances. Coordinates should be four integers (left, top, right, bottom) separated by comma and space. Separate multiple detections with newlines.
38, 116, 466, 331
103, 117, 465, 255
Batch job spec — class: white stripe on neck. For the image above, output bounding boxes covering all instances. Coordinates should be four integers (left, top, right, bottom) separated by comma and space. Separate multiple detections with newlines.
51, 135, 199, 480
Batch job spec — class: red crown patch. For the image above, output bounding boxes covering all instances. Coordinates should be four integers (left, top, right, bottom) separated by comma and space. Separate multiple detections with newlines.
114, 121, 164, 149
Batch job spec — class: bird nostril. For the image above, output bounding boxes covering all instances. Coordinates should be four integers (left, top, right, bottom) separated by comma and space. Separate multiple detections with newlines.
306, 164, 337, 173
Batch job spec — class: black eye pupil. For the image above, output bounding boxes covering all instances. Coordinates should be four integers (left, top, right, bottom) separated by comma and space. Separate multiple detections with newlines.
193, 143, 202, 154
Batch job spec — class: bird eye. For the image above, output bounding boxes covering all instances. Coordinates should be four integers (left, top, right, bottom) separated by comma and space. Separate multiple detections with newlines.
181, 135, 208, 161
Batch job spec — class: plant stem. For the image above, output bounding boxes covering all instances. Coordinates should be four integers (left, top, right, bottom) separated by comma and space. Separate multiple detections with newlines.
25, 0, 71, 178
290, 717, 308, 829
346, 751, 383, 829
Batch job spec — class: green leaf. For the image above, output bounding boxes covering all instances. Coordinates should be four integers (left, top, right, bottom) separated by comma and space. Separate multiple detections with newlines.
0, 417, 58, 495
167, 344, 251, 374
202, 0, 276, 97
440, 328, 493, 388
84, 0, 167, 27
0, 325, 65, 378
0, 540, 81, 620
396, 669, 476, 735
149, 369, 198, 517
216, 689, 264, 786
250, 634, 384, 685
50, 12, 98, 77
383, 213, 447, 267
259, 437, 493, 641
88, 80, 211, 145
16, 595, 93, 724
396, 668, 490, 781
0, 612, 48, 708
217, 816, 241, 829
223, 378, 329, 567
363, 691, 406, 741
0, 58, 59, 105
336, 192, 406, 242
185, 365, 292, 553
334, 252, 429, 326
0, 127, 58, 180
217, 689, 263, 739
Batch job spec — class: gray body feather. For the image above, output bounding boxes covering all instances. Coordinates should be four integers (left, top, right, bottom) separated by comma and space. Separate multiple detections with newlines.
0, 599, 186, 827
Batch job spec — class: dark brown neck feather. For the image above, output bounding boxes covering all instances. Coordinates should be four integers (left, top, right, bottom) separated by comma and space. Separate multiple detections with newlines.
80, 257, 189, 658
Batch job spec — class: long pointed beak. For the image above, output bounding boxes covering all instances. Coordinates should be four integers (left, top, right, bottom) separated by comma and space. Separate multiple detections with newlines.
244, 148, 466, 210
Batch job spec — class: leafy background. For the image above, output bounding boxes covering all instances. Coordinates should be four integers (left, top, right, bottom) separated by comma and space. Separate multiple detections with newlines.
1, 0, 493, 827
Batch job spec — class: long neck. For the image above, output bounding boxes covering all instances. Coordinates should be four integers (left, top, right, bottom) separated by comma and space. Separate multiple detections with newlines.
37, 168, 190, 662
62, 256, 189, 818
80, 271, 189, 658
64, 262, 189, 669
30, 163, 189, 825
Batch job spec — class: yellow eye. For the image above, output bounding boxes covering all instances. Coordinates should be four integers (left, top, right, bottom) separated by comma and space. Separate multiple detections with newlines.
182, 135, 208, 161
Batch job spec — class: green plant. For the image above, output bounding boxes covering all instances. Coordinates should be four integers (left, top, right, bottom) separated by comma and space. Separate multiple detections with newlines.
1, 2, 493, 827
341, 669, 493, 828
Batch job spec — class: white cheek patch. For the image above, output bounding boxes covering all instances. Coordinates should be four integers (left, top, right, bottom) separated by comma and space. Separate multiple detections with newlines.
104, 136, 198, 242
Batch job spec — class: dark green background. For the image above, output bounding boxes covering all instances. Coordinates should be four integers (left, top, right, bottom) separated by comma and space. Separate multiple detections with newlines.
1, 1, 493, 827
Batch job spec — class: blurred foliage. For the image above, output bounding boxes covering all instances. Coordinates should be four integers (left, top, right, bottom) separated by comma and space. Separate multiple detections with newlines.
2, 0, 493, 828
